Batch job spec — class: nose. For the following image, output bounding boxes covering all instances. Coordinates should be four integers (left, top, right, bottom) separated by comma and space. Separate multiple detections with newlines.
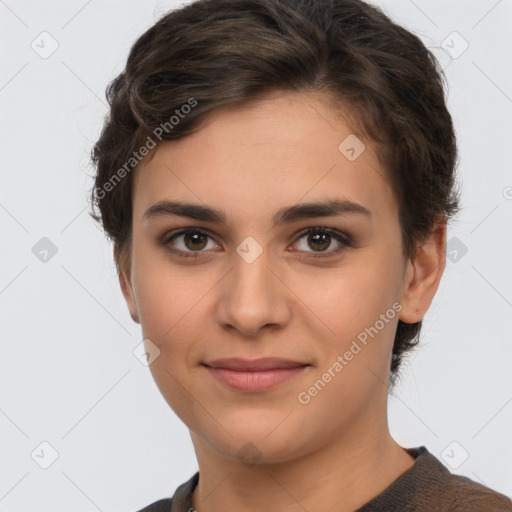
215, 245, 291, 337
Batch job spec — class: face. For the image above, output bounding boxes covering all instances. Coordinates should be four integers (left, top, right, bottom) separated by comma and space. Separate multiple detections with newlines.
120, 91, 439, 465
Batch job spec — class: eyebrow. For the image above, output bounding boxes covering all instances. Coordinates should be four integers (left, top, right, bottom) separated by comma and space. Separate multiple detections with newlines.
142, 198, 371, 227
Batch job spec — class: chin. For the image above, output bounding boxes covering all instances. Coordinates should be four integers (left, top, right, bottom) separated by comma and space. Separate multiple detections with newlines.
194, 411, 321, 466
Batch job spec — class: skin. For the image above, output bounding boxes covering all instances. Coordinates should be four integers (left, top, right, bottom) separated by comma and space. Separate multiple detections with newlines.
118, 90, 446, 512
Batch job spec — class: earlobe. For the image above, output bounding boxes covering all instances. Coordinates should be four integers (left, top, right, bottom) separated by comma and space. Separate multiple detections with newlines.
114, 245, 140, 324
399, 222, 447, 324
119, 270, 141, 324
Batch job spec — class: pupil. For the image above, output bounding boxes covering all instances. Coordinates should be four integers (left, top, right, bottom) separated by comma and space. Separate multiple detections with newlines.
186, 233, 207, 250
309, 232, 330, 251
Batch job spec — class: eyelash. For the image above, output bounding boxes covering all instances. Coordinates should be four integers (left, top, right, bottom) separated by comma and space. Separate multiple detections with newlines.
161, 227, 353, 259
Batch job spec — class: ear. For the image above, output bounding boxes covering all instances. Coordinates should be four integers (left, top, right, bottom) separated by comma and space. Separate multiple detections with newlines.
114, 245, 140, 324
399, 221, 447, 324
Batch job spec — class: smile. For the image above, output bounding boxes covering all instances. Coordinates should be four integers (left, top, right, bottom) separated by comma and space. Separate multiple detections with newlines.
202, 357, 310, 392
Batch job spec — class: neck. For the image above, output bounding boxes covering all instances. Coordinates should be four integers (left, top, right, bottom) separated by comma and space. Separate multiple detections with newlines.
190, 409, 415, 512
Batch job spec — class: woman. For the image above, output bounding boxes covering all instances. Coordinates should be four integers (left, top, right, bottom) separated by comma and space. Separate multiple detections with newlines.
89, 0, 512, 510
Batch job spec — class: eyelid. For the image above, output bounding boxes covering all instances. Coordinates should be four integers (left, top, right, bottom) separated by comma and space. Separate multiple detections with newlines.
290, 227, 353, 258
161, 226, 353, 258
161, 227, 221, 253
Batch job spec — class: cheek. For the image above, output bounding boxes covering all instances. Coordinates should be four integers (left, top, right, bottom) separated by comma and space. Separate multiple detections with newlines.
135, 274, 207, 359
133, 260, 210, 421
295, 252, 404, 393
131, 250, 221, 391
295, 256, 401, 339
131, 240, 202, 335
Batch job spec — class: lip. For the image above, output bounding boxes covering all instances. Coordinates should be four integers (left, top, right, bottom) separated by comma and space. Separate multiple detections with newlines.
202, 357, 310, 392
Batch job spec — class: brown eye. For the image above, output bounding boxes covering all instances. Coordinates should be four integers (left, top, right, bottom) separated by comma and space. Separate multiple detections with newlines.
307, 231, 331, 251
164, 228, 219, 257
293, 227, 352, 258
183, 231, 208, 250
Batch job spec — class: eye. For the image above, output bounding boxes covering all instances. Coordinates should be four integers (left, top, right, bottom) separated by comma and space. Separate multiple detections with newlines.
161, 226, 352, 259
162, 228, 219, 258
291, 227, 352, 258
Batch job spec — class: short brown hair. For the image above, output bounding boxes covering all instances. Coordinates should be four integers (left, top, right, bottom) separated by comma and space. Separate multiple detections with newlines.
89, 0, 460, 382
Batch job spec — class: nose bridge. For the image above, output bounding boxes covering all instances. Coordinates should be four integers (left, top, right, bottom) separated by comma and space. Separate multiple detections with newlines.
233, 243, 271, 296
217, 237, 289, 335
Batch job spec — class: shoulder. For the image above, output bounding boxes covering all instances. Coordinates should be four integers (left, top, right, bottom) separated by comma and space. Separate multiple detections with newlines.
357, 446, 512, 512
408, 446, 512, 512
442, 471, 512, 512
133, 472, 199, 512
134, 498, 173, 512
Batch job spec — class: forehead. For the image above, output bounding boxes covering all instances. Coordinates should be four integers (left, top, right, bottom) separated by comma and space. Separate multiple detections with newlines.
132, 91, 397, 227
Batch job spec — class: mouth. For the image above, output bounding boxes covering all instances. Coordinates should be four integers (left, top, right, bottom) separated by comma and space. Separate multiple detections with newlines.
202, 357, 311, 392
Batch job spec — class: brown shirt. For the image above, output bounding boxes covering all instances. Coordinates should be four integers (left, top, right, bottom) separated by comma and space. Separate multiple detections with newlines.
135, 446, 512, 511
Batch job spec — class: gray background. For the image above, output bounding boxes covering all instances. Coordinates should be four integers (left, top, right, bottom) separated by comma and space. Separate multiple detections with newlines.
1, 0, 511, 510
